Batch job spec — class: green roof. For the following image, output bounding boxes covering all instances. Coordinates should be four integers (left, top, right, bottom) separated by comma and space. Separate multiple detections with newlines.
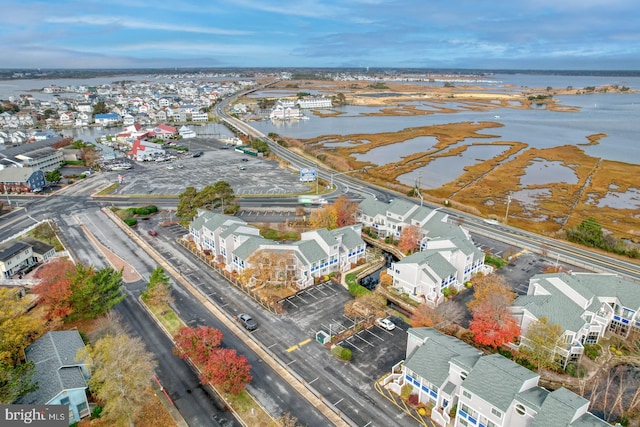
331, 225, 364, 250
462, 354, 539, 412
293, 239, 327, 264
398, 250, 458, 279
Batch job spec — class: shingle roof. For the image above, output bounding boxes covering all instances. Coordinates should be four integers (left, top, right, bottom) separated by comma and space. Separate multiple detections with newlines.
21, 236, 54, 256
462, 353, 539, 412
357, 197, 388, 217
531, 387, 598, 427
0, 240, 30, 261
330, 225, 364, 250
0, 166, 39, 183
405, 328, 481, 387
17, 330, 87, 405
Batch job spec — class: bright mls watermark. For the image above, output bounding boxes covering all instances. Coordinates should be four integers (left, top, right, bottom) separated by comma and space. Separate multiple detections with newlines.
1, 405, 67, 426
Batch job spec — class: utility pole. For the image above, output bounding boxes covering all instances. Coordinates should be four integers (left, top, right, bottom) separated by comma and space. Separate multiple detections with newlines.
504, 195, 512, 223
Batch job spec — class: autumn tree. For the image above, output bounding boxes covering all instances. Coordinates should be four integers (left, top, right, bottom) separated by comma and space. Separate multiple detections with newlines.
310, 196, 357, 230
239, 250, 298, 289
519, 317, 563, 371
32, 258, 75, 321
0, 361, 37, 404
141, 267, 174, 311
0, 288, 46, 365
411, 300, 465, 331
398, 224, 421, 254
277, 412, 302, 427
468, 274, 520, 348
173, 326, 223, 366
66, 265, 125, 321
378, 270, 393, 287
80, 333, 157, 426
199, 348, 252, 396
345, 292, 386, 320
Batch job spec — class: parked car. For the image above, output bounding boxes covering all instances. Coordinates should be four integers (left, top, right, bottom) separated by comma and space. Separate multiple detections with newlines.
375, 317, 396, 331
148, 230, 158, 236
193, 151, 204, 158
241, 158, 249, 162
237, 313, 257, 331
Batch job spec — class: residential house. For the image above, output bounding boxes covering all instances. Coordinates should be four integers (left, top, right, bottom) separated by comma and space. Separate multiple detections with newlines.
17, 330, 91, 424
179, 125, 197, 139
382, 328, 608, 427
0, 239, 34, 278
191, 111, 209, 122
511, 272, 640, 368
358, 197, 487, 306
58, 111, 74, 127
189, 210, 366, 289
93, 112, 121, 125
21, 236, 56, 263
0, 166, 46, 193
270, 103, 303, 120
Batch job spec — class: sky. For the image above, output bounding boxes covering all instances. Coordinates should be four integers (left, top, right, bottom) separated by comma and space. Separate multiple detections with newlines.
2, 0, 640, 70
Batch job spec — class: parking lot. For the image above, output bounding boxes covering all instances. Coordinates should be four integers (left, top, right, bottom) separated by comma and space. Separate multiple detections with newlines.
106, 138, 310, 196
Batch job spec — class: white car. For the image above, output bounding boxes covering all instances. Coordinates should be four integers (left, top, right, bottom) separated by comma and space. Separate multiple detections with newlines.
376, 317, 396, 331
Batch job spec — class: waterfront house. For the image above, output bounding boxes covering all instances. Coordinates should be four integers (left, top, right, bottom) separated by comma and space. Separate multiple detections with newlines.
93, 112, 121, 125
0, 166, 46, 194
382, 327, 608, 427
511, 272, 640, 368
17, 330, 91, 424
357, 197, 487, 306
189, 210, 366, 289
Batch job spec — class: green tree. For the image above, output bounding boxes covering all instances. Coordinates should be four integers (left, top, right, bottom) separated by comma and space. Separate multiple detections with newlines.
45, 169, 62, 183
0, 361, 37, 404
250, 138, 269, 155
176, 186, 199, 222
79, 333, 157, 426
520, 317, 563, 371
141, 267, 174, 311
67, 265, 125, 321
566, 217, 605, 248
92, 101, 108, 115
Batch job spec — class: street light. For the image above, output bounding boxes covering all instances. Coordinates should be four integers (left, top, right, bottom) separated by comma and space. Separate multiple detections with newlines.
504, 194, 512, 223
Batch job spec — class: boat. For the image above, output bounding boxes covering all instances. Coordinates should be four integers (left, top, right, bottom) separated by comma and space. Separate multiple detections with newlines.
494, 115, 501, 119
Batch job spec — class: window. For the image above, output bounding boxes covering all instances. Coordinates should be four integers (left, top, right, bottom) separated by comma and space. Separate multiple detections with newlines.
462, 390, 472, 399
491, 408, 502, 418
460, 371, 468, 381
515, 403, 526, 416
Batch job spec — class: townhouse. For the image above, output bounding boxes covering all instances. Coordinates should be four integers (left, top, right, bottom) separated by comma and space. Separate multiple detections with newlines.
511, 272, 640, 368
297, 97, 333, 109
382, 327, 608, 427
189, 210, 366, 289
357, 197, 487, 306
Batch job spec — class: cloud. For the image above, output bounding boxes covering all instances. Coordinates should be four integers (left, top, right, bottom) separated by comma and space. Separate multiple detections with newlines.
46, 15, 252, 36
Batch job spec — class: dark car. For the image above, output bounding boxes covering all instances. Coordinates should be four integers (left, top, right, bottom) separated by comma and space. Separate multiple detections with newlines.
193, 151, 204, 158
237, 313, 257, 331
241, 158, 249, 162
148, 230, 158, 236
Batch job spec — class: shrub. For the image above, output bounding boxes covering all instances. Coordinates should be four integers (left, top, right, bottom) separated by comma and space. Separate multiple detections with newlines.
331, 345, 352, 361
408, 394, 419, 405
91, 406, 103, 419
583, 343, 602, 360
123, 218, 138, 227
401, 384, 413, 399
498, 349, 514, 359
565, 363, 587, 378
449, 404, 457, 418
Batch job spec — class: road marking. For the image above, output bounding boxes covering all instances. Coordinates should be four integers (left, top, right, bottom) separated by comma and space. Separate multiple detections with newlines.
287, 345, 299, 352
299, 338, 312, 347
308, 377, 319, 385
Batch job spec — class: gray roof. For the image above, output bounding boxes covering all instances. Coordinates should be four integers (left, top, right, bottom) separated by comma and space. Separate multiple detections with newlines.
515, 386, 549, 411
513, 292, 587, 333
17, 330, 87, 405
232, 236, 271, 260
293, 239, 327, 264
0, 166, 40, 183
398, 249, 458, 279
531, 387, 601, 427
21, 236, 55, 256
191, 210, 247, 233
405, 328, 481, 387
357, 196, 388, 217
387, 198, 417, 217
0, 240, 30, 261
571, 272, 640, 311
330, 225, 364, 250
0, 137, 64, 158
463, 353, 539, 412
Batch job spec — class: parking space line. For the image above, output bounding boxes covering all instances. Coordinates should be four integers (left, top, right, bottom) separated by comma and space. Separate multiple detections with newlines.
296, 293, 308, 304
315, 286, 328, 296
365, 329, 386, 341
305, 291, 319, 300
341, 339, 364, 353
267, 343, 278, 349
354, 333, 375, 347
333, 398, 343, 406
308, 377, 319, 385
286, 297, 298, 308
299, 338, 312, 347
